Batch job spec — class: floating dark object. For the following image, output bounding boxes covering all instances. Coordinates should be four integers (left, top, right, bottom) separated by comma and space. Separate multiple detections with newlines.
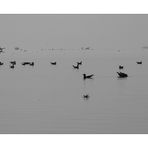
14, 47, 20, 50
136, 61, 142, 64
10, 61, 16, 65
119, 65, 124, 69
73, 63, 79, 69
85, 47, 90, 50
83, 74, 94, 80
50, 62, 56, 65
0, 62, 4, 66
81, 47, 91, 50
83, 94, 90, 100
10, 61, 16, 69
77, 61, 82, 66
117, 72, 128, 78
29, 62, 34, 66
10, 65, 15, 69
22, 62, 34, 66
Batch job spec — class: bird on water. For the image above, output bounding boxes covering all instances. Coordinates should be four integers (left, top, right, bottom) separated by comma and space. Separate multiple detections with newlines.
83, 74, 94, 80
50, 62, 57, 65
82, 94, 90, 100
77, 61, 82, 66
136, 61, 142, 64
119, 65, 124, 69
117, 72, 128, 78
73, 63, 79, 69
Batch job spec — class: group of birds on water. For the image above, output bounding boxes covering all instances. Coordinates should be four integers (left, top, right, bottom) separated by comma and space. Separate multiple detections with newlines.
117, 60, 142, 78
0, 61, 34, 69
0, 59, 93, 100
0, 46, 144, 100
72, 61, 93, 100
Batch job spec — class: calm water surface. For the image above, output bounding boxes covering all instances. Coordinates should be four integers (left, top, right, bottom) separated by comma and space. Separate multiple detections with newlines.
0, 49, 147, 133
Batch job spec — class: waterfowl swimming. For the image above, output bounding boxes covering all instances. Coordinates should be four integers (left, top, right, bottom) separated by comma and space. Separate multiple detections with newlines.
29, 62, 34, 66
73, 63, 79, 69
117, 72, 128, 78
136, 61, 142, 64
119, 65, 124, 69
50, 62, 56, 65
22, 62, 34, 66
83, 74, 94, 80
10, 65, 15, 69
77, 61, 82, 66
10, 61, 16, 65
22, 62, 29, 65
83, 94, 90, 100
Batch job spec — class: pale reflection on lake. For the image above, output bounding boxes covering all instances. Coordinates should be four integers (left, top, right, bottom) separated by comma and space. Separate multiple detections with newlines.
0, 49, 147, 133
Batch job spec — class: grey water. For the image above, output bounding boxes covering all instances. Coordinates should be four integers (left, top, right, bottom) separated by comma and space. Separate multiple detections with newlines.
0, 14, 148, 133
0, 49, 147, 133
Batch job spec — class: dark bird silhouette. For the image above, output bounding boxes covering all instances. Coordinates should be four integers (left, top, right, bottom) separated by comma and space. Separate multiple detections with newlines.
83, 94, 90, 100
0, 62, 4, 66
10, 65, 15, 69
117, 72, 128, 78
10, 61, 16, 65
9, 61, 16, 69
22, 62, 34, 66
83, 74, 94, 80
22, 62, 29, 66
50, 62, 56, 65
119, 65, 124, 69
29, 62, 34, 66
73, 63, 79, 69
77, 61, 82, 66
136, 61, 142, 64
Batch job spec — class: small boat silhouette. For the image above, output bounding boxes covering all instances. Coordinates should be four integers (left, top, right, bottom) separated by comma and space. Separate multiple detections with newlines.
136, 61, 142, 64
117, 72, 128, 78
119, 65, 124, 69
83, 74, 94, 80
50, 62, 56, 65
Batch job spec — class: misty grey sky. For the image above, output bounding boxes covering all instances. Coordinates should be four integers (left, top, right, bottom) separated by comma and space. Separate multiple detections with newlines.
0, 14, 148, 51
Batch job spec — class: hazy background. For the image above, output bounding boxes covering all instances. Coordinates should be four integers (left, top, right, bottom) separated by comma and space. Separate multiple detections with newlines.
0, 14, 148, 51
0, 15, 148, 133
